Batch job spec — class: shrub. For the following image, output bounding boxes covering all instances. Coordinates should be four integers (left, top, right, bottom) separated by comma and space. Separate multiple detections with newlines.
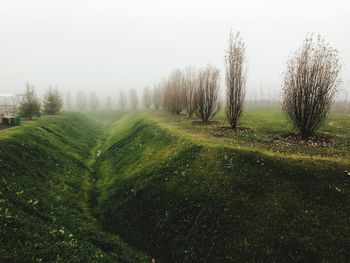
43, 86, 63, 114
19, 82, 41, 119
282, 35, 341, 138
194, 65, 221, 123
225, 32, 246, 129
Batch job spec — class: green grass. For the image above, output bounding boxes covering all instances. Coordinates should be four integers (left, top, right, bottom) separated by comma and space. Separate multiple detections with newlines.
2, 108, 349, 262
147, 108, 350, 163
93, 109, 350, 262
0, 113, 149, 262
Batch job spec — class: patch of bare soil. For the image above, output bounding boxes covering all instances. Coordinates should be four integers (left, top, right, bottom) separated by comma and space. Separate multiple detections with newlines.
212, 126, 255, 136
272, 133, 337, 147
191, 120, 221, 126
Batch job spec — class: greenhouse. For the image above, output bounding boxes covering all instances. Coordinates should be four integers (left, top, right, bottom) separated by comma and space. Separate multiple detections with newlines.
0, 93, 22, 125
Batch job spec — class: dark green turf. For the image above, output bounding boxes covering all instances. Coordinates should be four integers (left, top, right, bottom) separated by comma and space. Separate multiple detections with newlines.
0, 113, 148, 263
2, 109, 349, 262
95, 113, 350, 263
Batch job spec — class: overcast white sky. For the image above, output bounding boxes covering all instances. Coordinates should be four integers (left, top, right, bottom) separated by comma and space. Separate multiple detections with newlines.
0, 0, 349, 100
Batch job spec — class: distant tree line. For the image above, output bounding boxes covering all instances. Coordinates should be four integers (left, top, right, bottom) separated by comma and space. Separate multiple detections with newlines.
146, 32, 342, 139
154, 31, 247, 126
17, 32, 343, 139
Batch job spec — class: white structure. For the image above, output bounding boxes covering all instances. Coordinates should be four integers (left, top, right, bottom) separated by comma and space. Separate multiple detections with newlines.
0, 94, 22, 117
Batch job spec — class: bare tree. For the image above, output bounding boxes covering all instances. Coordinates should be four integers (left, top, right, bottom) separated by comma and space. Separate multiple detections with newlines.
283, 34, 341, 138
162, 69, 185, 115
106, 95, 112, 110
65, 91, 72, 110
142, 87, 152, 109
225, 32, 247, 129
129, 88, 139, 109
89, 92, 100, 110
194, 65, 221, 123
152, 83, 162, 110
184, 66, 198, 118
118, 90, 127, 109
77, 91, 87, 110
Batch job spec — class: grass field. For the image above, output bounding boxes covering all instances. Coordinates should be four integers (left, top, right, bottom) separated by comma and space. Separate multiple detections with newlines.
147, 108, 350, 162
0, 113, 149, 262
1, 108, 350, 262
91, 108, 350, 262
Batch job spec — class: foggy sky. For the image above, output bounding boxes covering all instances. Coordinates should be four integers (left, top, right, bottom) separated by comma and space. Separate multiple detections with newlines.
1, 0, 349, 100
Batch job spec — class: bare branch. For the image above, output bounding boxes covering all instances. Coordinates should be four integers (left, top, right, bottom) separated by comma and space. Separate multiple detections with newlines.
282, 34, 341, 138
225, 31, 247, 129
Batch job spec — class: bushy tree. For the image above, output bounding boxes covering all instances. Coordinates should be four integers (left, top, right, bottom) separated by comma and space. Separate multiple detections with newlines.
283, 35, 341, 138
195, 65, 221, 123
43, 86, 63, 114
19, 82, 41, 119
225, 32, 246, 129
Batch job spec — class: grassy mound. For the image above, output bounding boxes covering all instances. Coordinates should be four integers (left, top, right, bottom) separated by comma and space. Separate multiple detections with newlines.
0, 113, 148, 262
96, 113, 350, 262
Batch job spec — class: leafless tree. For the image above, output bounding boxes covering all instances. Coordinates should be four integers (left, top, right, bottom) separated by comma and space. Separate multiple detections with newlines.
65, 91, 72, 110
225, 32, 247, 129
152, 83, 162, 110
77, 91, 87, 110
118, 90, 127, 109
162, 69, 185, 115
142, 87, 152, 109
129, 88, 139, 109
282, 34, 341, 138
106, 95, 112, 110
184, 66, 198, 118
194, 65, 221, 123
89, 92, 100, 110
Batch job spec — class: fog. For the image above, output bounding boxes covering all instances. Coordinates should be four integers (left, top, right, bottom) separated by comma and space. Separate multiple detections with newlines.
1, 0, 349, 102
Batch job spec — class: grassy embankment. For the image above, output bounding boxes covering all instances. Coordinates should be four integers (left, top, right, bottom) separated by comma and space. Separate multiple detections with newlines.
94, 108, 350, 262
0, 112, 149, 262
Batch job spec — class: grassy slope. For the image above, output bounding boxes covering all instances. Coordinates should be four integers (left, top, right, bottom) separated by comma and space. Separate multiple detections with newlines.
0, 113, 148, 263
95, 110, 350, 262
149, 108, 350, 162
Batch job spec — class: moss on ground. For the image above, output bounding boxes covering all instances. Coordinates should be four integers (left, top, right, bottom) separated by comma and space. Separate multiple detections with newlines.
2, 109, 349, 262
0, 113, 148, 262
95, 111, 350, 263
